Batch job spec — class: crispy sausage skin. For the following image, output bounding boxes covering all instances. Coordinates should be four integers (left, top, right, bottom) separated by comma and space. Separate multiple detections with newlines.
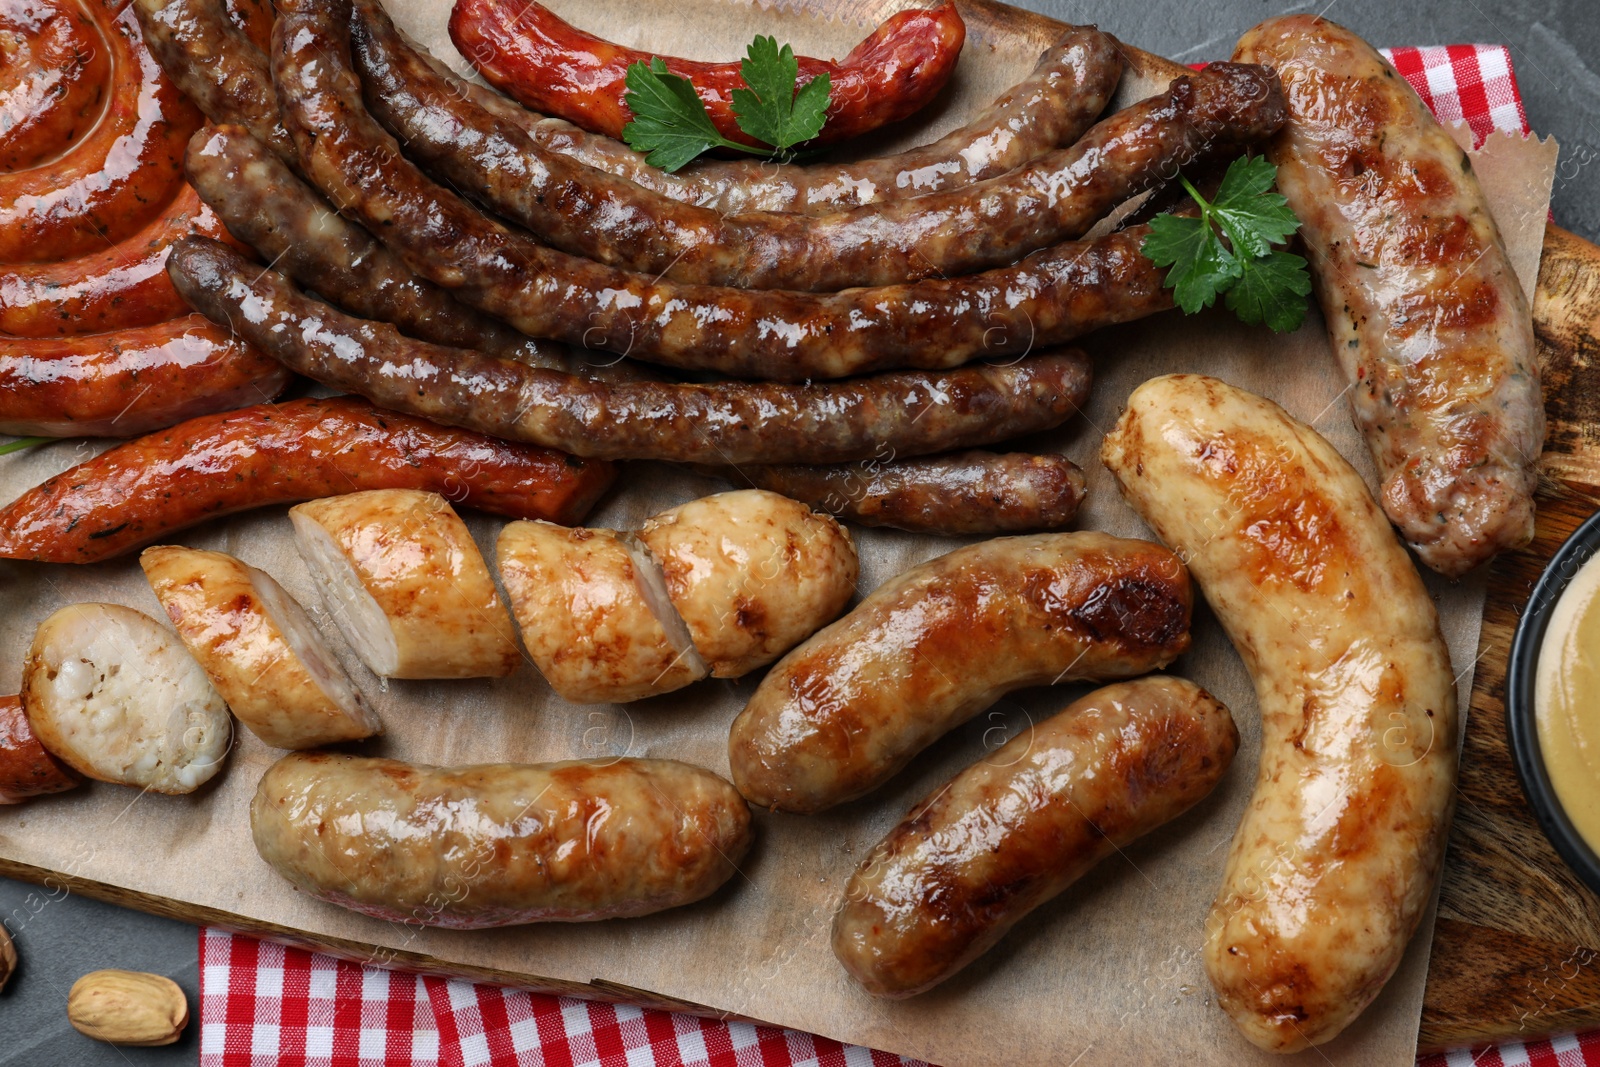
834, 677, 1237, 997
0, 397, 616, 564
167, 237, 1096, 466
0, 0, 201, 262
273, 0, 1171, 380
728, 532, 1193, 813
450, 0, 965, 149
0, 0, 110, 172
733, 451, 1086, 536
1234, 18, 1542, 577
358, 2, 1281, 292
0, 694, 80, 804
0, 314, 290, 438
1101, 374, 1459, 1052
251, 752, 753, 927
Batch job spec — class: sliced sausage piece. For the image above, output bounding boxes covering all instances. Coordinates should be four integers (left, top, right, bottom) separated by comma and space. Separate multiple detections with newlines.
496, 520, 707, 704
834, 677, 1237, 997
0, 694, 81, 803
22, 603, 231, 794
289, 490, 521, 681
140, 546, 380, 749
728, 532, 1193, 813
637, 491, 857, 679
251, 752, 752, 927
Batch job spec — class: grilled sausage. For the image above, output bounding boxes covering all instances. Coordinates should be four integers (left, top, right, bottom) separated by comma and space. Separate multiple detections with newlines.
357, 0, 1281, 292
273, 0, 1173, 380
834, 677, 1237, 997
1101, 373, 1459, 1052
251, 752, 753, 927
0, 397, 616, 564
0, 314, 290, 438
450, 0, 965, 149
167, 237, 1096, 465
728, 532, 1193, 813
0, 0, 201, 262
0, 0, 110, 171
0, 695, 80, 804
1234, 17, 1542, 577
731, 451, 1086, 535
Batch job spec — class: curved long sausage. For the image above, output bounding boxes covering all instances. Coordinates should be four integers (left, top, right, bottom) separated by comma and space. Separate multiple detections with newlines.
1101, 373, 1459, 1052
0, 0, 110, 172
167, 236, 1095, 466
0, 694, 81, 804
252, 753, 752, 927
449, 0, 964, 149
727, 532, 1193, 813
730, 451, 1086, 535
0, 0, 201, 262
356, 1, 1281, 291
0, 185, 237, 337
1234, 17, 1541, 577
274, 0, 1172, 380
0, 396, 616, 564
833, 677, 1237, 997
0, 314, 289, 437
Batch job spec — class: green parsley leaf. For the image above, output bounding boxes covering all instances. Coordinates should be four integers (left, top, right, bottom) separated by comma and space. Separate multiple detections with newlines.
1211, 156, 1301, 259
622, 58, 741, 172
731, 36, 831, 152
1226, 249, 1314, 333
1143, 214, 1240, 314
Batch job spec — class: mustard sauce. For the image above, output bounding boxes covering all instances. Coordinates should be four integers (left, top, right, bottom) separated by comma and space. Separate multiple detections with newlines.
1537, 552, 1600, 851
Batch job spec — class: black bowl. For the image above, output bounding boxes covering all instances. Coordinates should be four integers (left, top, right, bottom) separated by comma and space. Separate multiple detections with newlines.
1508, 506, 1600, 896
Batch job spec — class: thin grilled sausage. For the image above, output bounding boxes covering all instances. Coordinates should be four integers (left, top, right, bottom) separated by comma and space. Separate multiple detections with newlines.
730, 451, 1086, 535
0, 314, 289, 437
273, 0, 1171, 380
1101, 373, 1459, 1052
1234, 17, 1542, 577
833, 677, 1237, 997
0, 0, 110, 172
251, 752, 752, 927
728, 532, 1193, 813
0, 0, 201, 262
0, 694, 80, 804
167, 236, 1097, 466
0, 396, 616, 564
356, 1, 1282, 291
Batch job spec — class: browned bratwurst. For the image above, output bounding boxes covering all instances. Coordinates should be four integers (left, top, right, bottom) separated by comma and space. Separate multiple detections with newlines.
729, 533, 1193, 813
1234, 18, 1543, 576
272, 0, 1173, 381
730, 452, 1086, 535
0, 694, 81, 804
834, 677, 1237, 997
354, 1, 1279, 292
167, 237, 1094, 466
252, 753, 752, 927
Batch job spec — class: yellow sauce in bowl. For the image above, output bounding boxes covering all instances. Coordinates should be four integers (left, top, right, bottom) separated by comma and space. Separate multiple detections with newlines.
1537, 552, 1600, 851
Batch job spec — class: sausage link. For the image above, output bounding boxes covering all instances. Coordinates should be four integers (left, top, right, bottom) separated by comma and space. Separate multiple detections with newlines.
449, 0, 964, 149
0, 314, 289, 437
833, 677, 1237, 997
728, 532, 1193, 813
0, 694, 80, 804
1101, 373, 1459, 1052
0, 0, 201, 262
356, 1, 1280, 291
251, 752, 752, 927
223, 0, 272, 51
1235, 17, 1541, 577
731, 451, 1086, 535
0, 396, 616, 563
0, 0, 110, 171
0, 185, 237, 337
274, 0, 1171, 380
167, 236, 1095, 466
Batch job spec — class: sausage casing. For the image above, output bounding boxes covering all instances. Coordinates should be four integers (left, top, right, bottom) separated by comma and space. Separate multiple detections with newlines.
728, 532, 1193, 813
251, 752, 752, 927
0, 694, 80, 803
1101, 373, 1459, 1051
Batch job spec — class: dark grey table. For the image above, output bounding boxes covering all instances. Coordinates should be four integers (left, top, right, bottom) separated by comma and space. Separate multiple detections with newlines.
3, 0, 1597, 1060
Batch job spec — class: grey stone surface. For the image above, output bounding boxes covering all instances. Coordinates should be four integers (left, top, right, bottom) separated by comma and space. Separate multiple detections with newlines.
1, 0, 1595, 1062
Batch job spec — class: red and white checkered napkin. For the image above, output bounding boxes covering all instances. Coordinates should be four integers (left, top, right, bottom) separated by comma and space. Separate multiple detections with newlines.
200, 41, 1547, 1067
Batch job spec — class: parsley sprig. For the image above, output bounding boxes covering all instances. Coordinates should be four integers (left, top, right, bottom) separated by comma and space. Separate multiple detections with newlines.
1141, 155, 1314, 333
622, 36, 831, 171
0, 436, 48, 457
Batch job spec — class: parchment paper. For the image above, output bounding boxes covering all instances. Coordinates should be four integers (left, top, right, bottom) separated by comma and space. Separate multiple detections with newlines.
0, 1, 1560, 1063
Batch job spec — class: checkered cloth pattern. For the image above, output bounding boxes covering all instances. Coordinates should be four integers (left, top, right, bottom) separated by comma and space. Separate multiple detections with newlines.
200, 40, 1550, 1067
